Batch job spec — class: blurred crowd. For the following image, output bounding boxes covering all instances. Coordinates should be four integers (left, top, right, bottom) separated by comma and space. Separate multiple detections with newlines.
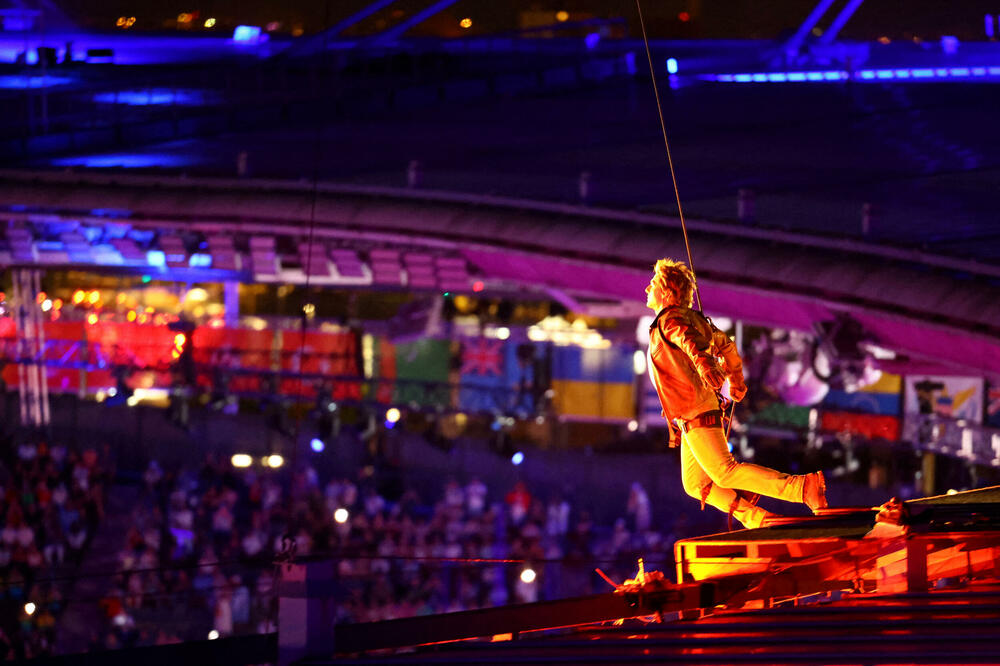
87, 438, 688, 648
0, 438, 111, 659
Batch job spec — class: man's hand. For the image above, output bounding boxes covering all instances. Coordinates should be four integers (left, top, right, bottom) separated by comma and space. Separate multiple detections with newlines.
729, 378, 748, 402
699, 365, 726, 390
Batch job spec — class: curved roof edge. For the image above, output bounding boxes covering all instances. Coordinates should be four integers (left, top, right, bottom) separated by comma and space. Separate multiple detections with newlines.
1, 170, 998, 378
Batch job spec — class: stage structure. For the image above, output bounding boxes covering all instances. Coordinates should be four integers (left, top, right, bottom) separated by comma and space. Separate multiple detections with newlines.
277, 486, 1000, 664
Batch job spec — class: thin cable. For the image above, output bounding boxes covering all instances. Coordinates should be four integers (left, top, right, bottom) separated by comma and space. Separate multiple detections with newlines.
22, 555, 271, 587
287, 0, 334, 461
634, 0, 701, 311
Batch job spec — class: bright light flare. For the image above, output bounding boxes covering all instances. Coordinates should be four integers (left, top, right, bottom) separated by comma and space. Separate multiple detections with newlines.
520, 568, 536, 584
204, 17, 216, 28
310, 438, 325, 452
231, 454, 253, 468
496, 326, 510, 340
556, 10, 569, 22
207, 630, 219, 640
334, 508, 349, 524
385, 407, 401, 423
633, 349, 647, 375
264, 454, 284, 468
627, 420, 639, 432
24, 602, 35, 615
511, 451, 524, 465
459, 17, 472, 28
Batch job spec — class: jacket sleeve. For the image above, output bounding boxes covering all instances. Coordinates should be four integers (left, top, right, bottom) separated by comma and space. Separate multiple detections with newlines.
660, 313, 723, 386
711, 327, 748, 400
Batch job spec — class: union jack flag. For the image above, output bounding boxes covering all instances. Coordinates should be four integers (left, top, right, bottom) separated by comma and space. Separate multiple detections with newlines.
461, 338, 502, 376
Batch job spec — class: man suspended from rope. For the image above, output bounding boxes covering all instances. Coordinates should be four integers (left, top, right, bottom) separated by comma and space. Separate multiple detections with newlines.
645, 258, 827, 529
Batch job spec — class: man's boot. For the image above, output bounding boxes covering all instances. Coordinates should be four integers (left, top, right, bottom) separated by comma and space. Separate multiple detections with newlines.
802, 471, 828, 514
734, 502, 776, 530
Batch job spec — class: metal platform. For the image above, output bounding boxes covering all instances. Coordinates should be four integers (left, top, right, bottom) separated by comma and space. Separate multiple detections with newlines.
675, 485, 1000, 596
278, 485, 1000, 663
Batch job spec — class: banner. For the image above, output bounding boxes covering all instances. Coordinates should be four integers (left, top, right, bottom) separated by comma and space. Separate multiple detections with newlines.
458, 337, 517, 413
989, 383, 1000, 429
279, 329, 360, 400
904, 375, 984, 423
193, 326, 275, 395
822, 372, 902, 416
551, 345, 634, 422
391, 338, 451, 407
820, 410, 900, 441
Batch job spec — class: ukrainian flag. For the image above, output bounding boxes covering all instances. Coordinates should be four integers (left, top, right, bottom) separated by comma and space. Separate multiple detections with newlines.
551, 346, 635, 422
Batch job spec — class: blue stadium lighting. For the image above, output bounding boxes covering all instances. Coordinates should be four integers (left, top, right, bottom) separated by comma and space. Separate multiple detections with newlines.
666, 58, 678, 74
50, 153, 194, 168
384, 419, 397, 430
511, 451, 524, 465
708, 64, 1000, 85
0, 75, 74, 89
147, 250, 166, 267
188, 253, 212, 268
93, 90, 210, 106
310, 438, 325, 452
584, 33, 600, 50
233, 25, 262, 43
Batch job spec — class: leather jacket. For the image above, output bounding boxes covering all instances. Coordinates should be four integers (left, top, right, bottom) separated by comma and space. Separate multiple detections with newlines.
647, 306, 746, 443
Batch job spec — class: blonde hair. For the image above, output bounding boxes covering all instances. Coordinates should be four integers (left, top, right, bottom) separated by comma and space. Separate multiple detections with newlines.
651, 258, 696, 308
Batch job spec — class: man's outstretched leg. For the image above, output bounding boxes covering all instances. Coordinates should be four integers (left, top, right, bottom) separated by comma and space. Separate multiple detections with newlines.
681, 441, 778, 529
683, 426, 827, 513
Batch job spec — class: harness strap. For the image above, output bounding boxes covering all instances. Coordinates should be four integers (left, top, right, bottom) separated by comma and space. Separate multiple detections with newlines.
674, 409, 724, 435
726, 490, 762, 531
699, 482, 712, 511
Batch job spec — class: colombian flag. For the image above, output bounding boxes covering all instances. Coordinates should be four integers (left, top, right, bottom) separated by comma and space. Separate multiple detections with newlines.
821, 372, 902, 416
